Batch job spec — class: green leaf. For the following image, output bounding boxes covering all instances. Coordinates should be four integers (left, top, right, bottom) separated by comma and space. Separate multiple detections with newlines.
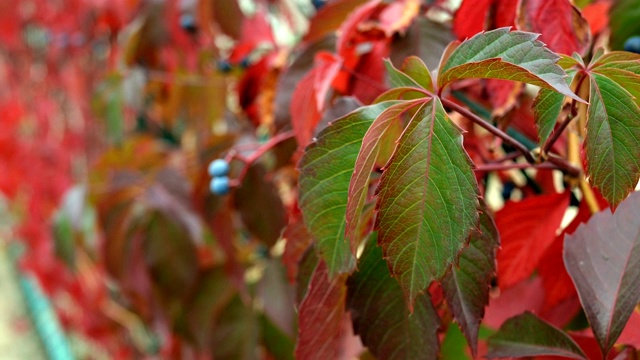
564, 191, 640, 356
438, 28, 582, 102
347, 236, 441, 359
211, 294, 260, 360
401, 56, 434, 92
385, 59, 423, 89
375, 97, 479, 308
487, 312, 587, 359
584, 73, 640, 206
533, 88, 565, 146
609, 0, 640, 50
441, 207, 499, 356
345, 100, 424, 253
298, 101, 399, 276
384, 56, 433, 92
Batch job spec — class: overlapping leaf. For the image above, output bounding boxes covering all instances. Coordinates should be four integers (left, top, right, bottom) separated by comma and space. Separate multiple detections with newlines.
564, 191, 640, 356
347, 236, 441, 359
345, 100, 424, 253
299, 101, 398, 276
375, 97, 479, 308
441, 208, 499, 356
438, 28, 581, 101
487, 312, 587, 359
532, 88, 565, 146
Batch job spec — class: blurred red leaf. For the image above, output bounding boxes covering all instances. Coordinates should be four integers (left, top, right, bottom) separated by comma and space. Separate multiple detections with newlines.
295, 259, 348, 359
496, 192, 570, 288
582, 1, 611, 35
290, 52, 342, 148
453, 0, 493, 40
485, 79, 523, 117
282, 212, 313, 283
517, 0, 591, 56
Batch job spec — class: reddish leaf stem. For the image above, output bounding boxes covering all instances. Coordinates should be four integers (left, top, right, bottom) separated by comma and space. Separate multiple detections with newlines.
227, 130, 296, 187
440, 97, 537, 164
546, 153, 581, 178
542, 114, 574, 154
475, 162, 567, 173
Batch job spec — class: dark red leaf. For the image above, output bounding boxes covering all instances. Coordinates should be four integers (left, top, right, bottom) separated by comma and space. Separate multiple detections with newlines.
516, 0, 591, 56
234, 163, 287, 247
495, 192, 570, 288
295, 259, 348, 359
564, 191, 640, 356
282, 213, 313, 283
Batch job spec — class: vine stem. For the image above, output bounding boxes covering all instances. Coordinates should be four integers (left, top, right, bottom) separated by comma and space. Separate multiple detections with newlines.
440, 97, 536, 163
475, 162, 567, 173
226, 130, 296, 187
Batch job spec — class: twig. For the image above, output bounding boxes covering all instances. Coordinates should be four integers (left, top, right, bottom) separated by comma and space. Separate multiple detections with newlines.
441, 97, 537, 163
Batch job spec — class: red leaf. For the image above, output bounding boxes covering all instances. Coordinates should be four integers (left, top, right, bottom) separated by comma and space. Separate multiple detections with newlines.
282, 212, 313, 283
516, 0, 591, 56
538, 193, 610, 309
494, 0, 518, 28
618, 310, 640, 348
290, 52, 341, 148
581, 1, 611, 36
295, 260, 349, 359
484, 277, 545, 329
453, 0, 493, 40
485, 79, 523, 117
378, 0, 421, 36
495, 192, 570, 288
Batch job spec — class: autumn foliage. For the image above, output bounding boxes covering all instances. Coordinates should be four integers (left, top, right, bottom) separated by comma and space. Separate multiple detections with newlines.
2, 0, 640, 358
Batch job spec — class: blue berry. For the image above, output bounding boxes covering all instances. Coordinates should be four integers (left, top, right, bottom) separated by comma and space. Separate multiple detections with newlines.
208, 159, 230, 177
624, 36, 640, 54
216, 59, 233, 73
180, 13, 198, 34
312, 0, 326, 10
210, 176, 230, 195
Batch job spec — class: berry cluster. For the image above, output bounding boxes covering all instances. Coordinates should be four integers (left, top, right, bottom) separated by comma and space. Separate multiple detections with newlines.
208, 159, 231, 195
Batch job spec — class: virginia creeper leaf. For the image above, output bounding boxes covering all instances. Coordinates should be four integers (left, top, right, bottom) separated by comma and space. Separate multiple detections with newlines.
533, 88, 565, 146
564, 191, 640, 356
495, 192, 570, 288
295, 259, 348, 359
299, 101, 399, 276
401, 56, 434, 92
345, 100, 424, 254
438, 28, 581, 102
487, 312, 587, 359
517, 0, 591, 56
584, 73, 640, 207
384, 59, 423, 89
347, 236, 441, 359
452, 0, 493, 41
375, 97, 479, 308
441, 207, 500, 356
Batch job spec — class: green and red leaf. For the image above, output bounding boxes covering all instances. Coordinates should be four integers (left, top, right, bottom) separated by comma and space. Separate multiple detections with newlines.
345, 100, 424, 253
584, 73, 640, 207
375, 97, 479, 308
564, 191, 640, 356
299, 101, 398, 276
438, 28, 581, 102
441, 208, 500, 356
